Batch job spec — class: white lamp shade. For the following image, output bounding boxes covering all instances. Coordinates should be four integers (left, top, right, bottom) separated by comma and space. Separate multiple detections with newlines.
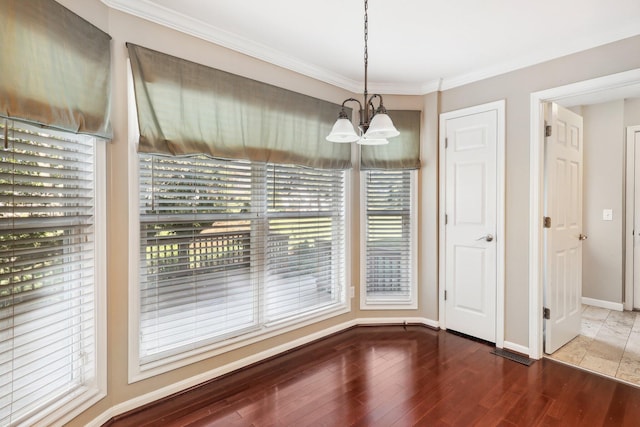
326, 118, 359, 143
357, 136, 389, 145
365, 113, 400, 139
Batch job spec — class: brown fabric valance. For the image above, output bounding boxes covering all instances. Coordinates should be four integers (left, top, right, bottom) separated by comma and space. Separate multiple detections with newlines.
361, 110, 421, 169
127, 43, 352, 169
0, 0, 112, 139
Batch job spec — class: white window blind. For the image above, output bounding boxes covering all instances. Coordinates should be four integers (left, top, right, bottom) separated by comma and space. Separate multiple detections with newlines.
362, 170, 416, 307
0, 122, 99, 425
138, 154, 346, 364
265, 164, 345, 322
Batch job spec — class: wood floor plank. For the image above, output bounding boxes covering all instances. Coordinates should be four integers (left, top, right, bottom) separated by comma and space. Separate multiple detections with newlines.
107, 326, 640, 427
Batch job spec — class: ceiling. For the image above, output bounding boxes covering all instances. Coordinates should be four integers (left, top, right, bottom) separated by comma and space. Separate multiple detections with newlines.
103, 0, 640, 95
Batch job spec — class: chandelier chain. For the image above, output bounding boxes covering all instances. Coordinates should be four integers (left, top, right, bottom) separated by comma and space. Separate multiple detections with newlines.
364, 0, 368, 69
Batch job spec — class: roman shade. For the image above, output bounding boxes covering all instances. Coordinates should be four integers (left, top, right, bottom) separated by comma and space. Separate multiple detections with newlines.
360, 110, 421, 170
127, 43, 351, 169
0, 0, 112, 139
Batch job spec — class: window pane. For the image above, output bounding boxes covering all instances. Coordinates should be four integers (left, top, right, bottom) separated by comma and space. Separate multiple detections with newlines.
0, 123, 96, 425
138, 155, 346, 364
364, 170, 414, 302
265, 165, 345, 322
138, 155, 258, 362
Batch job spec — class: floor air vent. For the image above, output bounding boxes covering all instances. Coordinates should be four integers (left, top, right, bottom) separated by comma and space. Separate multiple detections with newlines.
491, 348, 534, 366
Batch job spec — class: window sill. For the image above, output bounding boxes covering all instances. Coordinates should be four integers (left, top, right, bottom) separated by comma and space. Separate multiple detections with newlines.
129, 303, 350, 383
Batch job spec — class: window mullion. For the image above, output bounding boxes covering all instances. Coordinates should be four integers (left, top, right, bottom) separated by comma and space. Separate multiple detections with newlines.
250, 162, 268, 328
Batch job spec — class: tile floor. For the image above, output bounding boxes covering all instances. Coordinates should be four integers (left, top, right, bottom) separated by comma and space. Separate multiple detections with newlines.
548, 305, 640, 386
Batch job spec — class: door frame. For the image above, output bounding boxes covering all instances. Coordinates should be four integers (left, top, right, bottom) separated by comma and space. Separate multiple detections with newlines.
438, 99, 506, 349
625, 125, 640, 311
529, 68, 640, 359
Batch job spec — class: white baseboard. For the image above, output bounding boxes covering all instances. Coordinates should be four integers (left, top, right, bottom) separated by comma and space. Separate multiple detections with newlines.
356, 317, 440, 329
86, 317, 439, 426
502, 341, 531, 358
582, 297, 624, 312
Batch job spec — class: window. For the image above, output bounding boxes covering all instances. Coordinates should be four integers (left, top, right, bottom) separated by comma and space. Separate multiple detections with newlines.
136, 154, 347, 369
361, 169, 417, 309
0, 121, 105, 425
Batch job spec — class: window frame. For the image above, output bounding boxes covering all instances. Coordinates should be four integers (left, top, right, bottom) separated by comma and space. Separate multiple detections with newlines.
127, 151, 352, 382
1, 122, 107, 426
360, 169, 418, 310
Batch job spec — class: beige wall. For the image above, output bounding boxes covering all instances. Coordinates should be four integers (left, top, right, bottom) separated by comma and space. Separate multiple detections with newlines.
581, 100, 625, 303
626, 98, 640, 127
49, 1, 640, 424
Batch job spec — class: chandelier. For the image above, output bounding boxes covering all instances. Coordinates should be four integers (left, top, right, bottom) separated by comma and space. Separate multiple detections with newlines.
326, 0, 399, 145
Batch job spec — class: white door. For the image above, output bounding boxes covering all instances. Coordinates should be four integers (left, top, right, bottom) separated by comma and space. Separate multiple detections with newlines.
633, 129, 640, 309
443, 108, 498, 343
543, 102, 584, 354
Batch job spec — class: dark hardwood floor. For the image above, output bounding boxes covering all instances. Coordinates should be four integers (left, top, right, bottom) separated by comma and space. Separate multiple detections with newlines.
107, 326, 640, 426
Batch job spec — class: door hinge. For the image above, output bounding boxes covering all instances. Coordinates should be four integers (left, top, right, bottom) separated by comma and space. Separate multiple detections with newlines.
444, 290, 447, 301
445, 137, 448, 149
545, 123, 552, 137
543, 216, 551, 228
445, 214, 448, 225
543, 307, 551, 320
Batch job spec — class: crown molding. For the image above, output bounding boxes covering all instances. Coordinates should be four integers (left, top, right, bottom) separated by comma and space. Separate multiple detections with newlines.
101, 0, 364, 93
102, 0, 640, 96
101, 0, 435, 95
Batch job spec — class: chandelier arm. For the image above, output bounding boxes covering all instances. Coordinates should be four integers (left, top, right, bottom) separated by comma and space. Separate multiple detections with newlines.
367, 93, 387, 115
341, 97, 363, 111
339, 97, 365, 128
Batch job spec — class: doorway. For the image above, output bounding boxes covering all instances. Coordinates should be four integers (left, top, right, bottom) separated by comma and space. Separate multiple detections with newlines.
438, 100, 505, 347
529, 68, 640, 360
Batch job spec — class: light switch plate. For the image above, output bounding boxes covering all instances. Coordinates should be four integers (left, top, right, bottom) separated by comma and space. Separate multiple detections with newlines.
603, 209, 613, 221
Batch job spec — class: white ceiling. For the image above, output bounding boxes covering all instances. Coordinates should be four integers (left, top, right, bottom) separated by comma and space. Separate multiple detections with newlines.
103, 0, 640, 95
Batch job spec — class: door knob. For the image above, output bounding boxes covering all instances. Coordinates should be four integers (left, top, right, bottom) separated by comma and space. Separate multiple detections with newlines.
476, 234, 494, 242
579, 234, 588, 241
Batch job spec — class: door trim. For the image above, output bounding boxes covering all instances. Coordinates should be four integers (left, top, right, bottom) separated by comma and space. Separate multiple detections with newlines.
625, 125, 640, 311
438, 99, 506, 348
529, 68, 640, 359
